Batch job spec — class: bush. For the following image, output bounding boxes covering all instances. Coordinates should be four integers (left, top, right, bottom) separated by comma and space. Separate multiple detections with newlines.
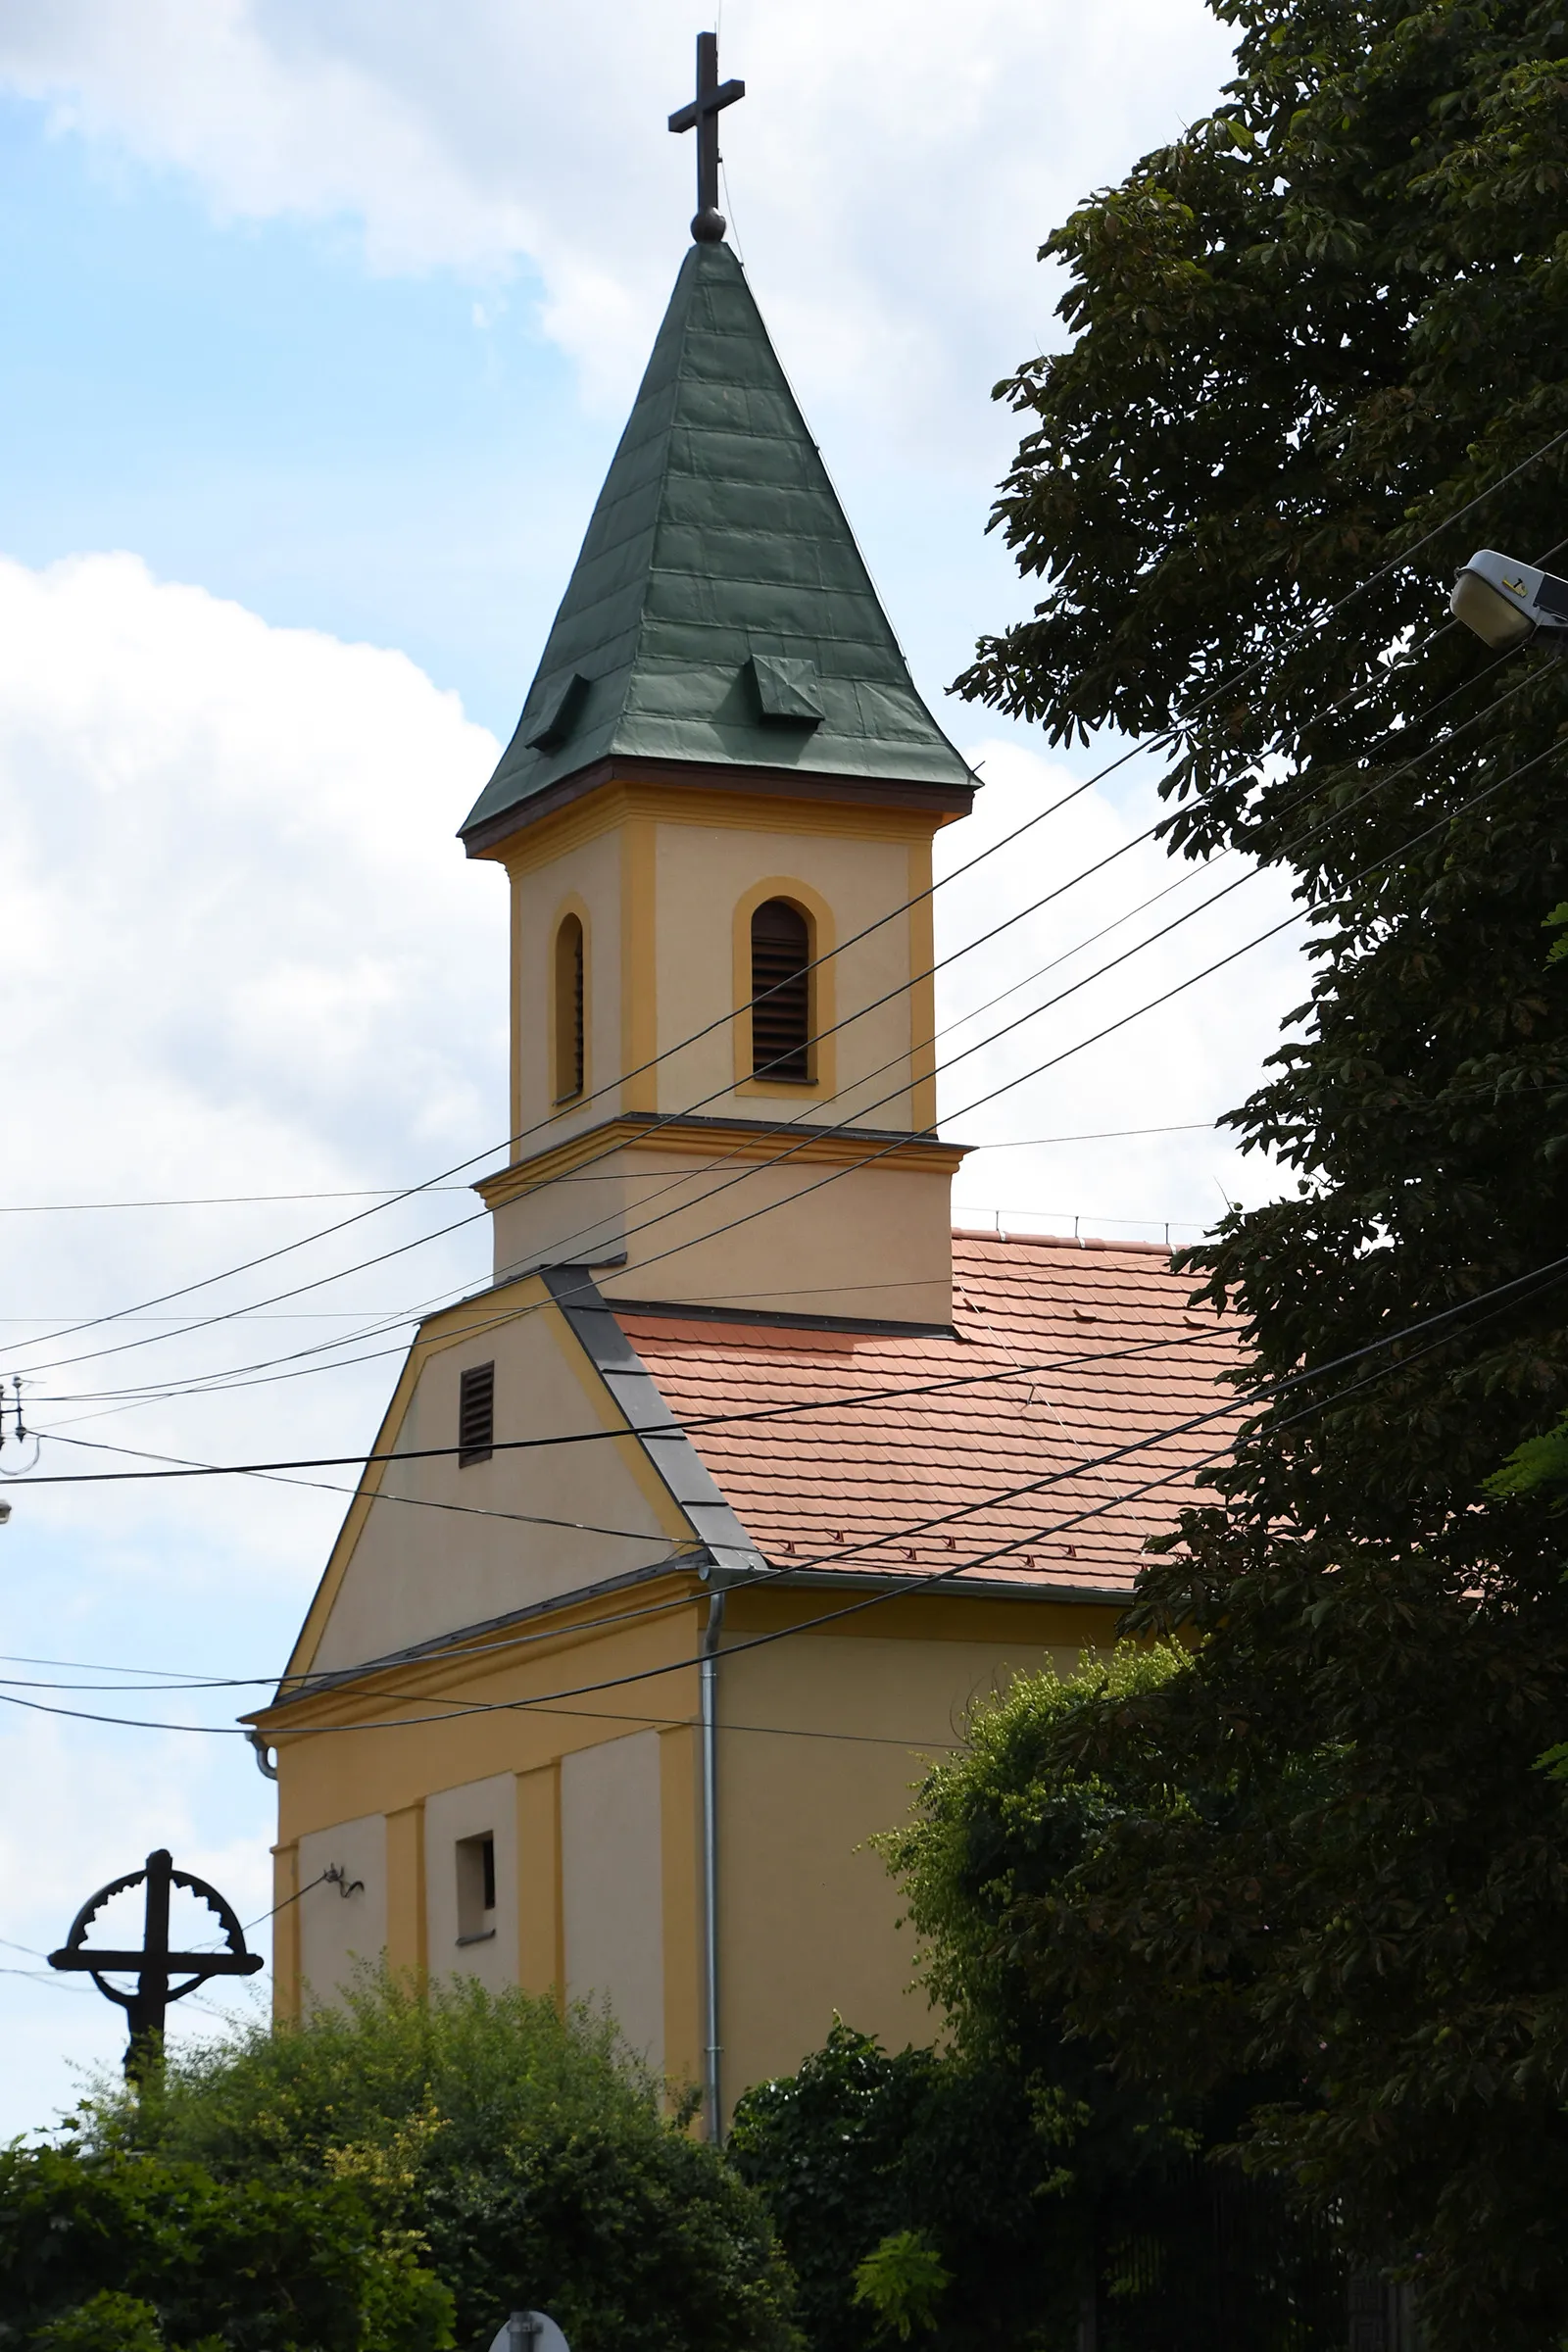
88, 1969, 796, 2352
0, 2140, 450, 2352
729, 2024, 1080, 2352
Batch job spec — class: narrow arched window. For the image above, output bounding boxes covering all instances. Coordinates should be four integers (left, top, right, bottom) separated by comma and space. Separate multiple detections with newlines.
750, 898, 811, 1082
554, 912, 585, 1102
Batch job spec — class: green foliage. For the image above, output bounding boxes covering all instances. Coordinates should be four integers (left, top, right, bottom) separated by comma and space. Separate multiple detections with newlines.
89, 1969, 794, 2352
30, 2293, 167, 2352
882, 1643, 1195, 2059
729, 2024, 1081, 2352
850, 2233, 951, 2342
955, 3, 1568, 2342
0, 2140, 450, 2352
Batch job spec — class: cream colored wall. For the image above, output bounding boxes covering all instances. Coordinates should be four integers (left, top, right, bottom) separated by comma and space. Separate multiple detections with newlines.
591, 1143, 955, 1320
308, 1285, 685, 1676
298, 1812, 387, 2007
561, 1729, 665, 2072
424, 1773, 519, 1994
488, 1137, 958, 1320
715, 1620, 1101, 2107
650, 816, 922, 1129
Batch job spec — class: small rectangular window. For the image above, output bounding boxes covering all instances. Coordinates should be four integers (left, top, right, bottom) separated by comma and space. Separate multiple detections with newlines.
458, 1361, 495, 1466
456, 1832, 497, 1944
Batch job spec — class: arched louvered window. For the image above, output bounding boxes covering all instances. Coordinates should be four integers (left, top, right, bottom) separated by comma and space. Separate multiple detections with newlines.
554, 912, 585, 1102
750, 898, 811, 1083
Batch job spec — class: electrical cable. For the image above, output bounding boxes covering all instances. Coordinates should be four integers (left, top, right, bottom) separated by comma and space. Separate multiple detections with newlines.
350, 726, 1556, 1376
5, 1245, 1562, 1737
16, 632, 1538, 1412
10, 1323, 1234, 1486
10, 428, 1556, 1381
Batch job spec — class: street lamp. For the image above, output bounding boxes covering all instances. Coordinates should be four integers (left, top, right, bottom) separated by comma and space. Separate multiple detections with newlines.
1451, 549, 1568, 649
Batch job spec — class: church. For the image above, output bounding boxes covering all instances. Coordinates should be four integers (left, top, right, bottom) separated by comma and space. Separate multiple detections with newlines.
250, 58, 1236, 2135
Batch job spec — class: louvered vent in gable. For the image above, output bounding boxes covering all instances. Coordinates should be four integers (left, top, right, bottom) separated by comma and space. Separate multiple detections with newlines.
458, 1361, 495, 1466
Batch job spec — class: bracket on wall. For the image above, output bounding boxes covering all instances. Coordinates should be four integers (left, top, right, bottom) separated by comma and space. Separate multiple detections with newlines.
321, 1864, 365, 1900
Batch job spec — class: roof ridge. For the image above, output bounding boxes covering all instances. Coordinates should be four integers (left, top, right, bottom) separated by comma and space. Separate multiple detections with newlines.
952, 1226, 1176, 1258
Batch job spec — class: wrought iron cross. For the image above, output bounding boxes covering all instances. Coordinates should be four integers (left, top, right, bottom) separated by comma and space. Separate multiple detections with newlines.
668, 30, 744, 244
49, 1847, 263, 2079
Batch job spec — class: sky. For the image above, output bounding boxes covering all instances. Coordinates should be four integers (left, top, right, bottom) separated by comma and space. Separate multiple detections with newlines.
0, 0, 1310, 2133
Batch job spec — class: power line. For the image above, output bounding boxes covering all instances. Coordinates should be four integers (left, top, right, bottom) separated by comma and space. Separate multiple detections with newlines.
21, 1252, 1220, 1416
7, 1246, 1562, 1739
13, 708, 1544, 1446
19, 641, 1537, 1410
9, 437, 1553, 1383
10, 486, 1560, 1475
7, 1324, 1233, 1486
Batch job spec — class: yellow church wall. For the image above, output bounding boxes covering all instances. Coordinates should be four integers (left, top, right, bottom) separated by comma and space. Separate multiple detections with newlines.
262, 1566, 1125, 2114
258, 1577, 710, 2064
483, 1123, 962, 1320
298, 1275, 693, 1680
385, 1800, 426, 1975
906, 834, 939, 1135
492, 781, 949, 1168
591, 1139, 956, 1320
712, 1588, 1123, 2110
515, 1760, 565, 2000
478, 775, 959, 1309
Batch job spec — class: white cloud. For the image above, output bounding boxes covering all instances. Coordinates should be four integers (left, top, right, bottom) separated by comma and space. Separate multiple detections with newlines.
0, 0, 1237, 433
0, 554, 508, 2134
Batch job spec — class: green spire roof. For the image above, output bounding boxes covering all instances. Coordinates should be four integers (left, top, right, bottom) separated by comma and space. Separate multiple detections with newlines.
461, 241, 971, 842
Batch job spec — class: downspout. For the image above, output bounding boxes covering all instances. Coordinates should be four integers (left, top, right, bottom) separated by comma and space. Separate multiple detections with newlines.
701, 1587, 726, 2142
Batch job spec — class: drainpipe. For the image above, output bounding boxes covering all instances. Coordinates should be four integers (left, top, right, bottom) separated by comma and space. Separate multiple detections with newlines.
700, 1587, 726, 2142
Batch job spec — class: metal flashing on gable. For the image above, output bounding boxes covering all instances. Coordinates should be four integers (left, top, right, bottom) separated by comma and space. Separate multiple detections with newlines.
539, 1264, 765, 1579
610, 1296, 960, 1341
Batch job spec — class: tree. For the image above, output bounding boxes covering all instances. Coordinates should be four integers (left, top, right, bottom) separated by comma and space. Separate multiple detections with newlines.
729, 2024, 1084, 2352
732, 1652, 1347, 2352
0, 2140, 451, 2352
85, 1971, 795, 2352
954, 4, 1568, 2342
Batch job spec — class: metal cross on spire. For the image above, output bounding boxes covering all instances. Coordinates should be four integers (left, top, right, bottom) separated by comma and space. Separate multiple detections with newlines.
668, 30, 744, 245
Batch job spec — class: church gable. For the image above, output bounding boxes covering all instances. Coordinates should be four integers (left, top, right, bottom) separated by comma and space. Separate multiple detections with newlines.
284, 1267, 754, 1687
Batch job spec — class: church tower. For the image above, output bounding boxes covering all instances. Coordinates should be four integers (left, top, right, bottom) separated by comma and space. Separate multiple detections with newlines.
461, 230, 973, 1325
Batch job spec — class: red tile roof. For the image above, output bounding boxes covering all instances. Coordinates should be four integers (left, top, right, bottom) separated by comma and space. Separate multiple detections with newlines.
615, 1232, 1243, 1596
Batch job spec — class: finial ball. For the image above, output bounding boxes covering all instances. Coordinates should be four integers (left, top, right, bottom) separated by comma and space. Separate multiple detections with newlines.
692, 207, 727, 243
